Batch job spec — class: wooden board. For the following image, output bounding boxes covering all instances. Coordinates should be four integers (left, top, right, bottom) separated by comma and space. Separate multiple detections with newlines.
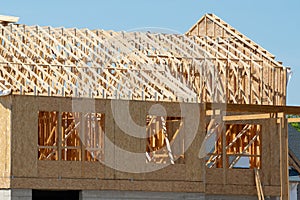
0, 15, 19, 23
0, 96, 12, 188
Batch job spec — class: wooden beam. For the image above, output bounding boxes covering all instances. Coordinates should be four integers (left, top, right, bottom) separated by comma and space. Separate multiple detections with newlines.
206, 103, 300, 115
223, 114, 271, 121
289, 150, 300, 174
287, 118, 300, 123
0, 15, 19, 23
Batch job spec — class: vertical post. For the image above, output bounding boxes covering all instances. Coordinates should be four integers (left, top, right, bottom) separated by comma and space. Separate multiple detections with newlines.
249, 62, 252, 104
283, 68, 287, 105
221, 110, 226, 185
80, 113, 85, 162
205, 16, 207, 36
75, 88, 78, 97
89, 88, 92, 98
142, 90, 145, 101
260, 67, 263, 104
34, 86, 37, 96
114, 90, 118, 99
128, 90, 132, 100
48, 86, 51, 96
272, 68, 276, 105
58, 112, 62, 161
280, 113, 289, 200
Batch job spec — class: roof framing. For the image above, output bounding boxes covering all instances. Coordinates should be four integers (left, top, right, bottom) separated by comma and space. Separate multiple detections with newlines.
186, 13, 288, 105
0, 14, 288, 105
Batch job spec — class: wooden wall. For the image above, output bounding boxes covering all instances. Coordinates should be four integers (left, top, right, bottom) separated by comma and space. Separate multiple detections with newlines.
0, 95, 288, 196
0, 96, 12, 188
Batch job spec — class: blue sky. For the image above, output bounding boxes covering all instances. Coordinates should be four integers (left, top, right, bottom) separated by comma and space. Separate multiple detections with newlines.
1, 0, 300, 105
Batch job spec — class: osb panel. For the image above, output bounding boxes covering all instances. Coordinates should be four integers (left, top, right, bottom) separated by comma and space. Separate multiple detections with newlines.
81, 162, 105, 179
11, 177, 113, 191
58, 161, 82, 178
226, 169, 255, 186
205, 169, 224, 184
205, 184, 281, 197
94, 99, 106, 114
142, 101, 182, 118
58, 97, 73, 112
261, 119, 272, 185
142, 164, 187, 181
37, 161, 61, 178
263, 186, 281, 197
128, 100, 144, 153
6, 96, 284, 195
36, 96, 72, 112
270, 121, 281, 186
281, 118, 289, 200
37, 96, 60, 111
205, 184, 257, 196
11, 95, 38, 177
37, 161, 105, 179
71, 98, 98, 113
103, 100, 115, 179
10, 177, 205, 193
184, 104, 205, 182
113, 126, 144, 153
113, 150, 147, 180
0, 96, 12, 188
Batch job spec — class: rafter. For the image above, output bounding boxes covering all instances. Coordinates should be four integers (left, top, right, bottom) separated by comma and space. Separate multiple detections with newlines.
0, 14, 287, 105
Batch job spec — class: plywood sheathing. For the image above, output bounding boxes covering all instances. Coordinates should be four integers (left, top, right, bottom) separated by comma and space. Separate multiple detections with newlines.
113, 100, 147, 180
0, 96, 12, 188
10, 178, 205, 193
11, 95, 38, 178
280, 115, 289, 200
2, 95, 296, 197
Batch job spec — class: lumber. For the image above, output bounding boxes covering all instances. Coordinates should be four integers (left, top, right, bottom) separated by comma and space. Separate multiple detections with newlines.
0, 16, 288, 105
0, 15, 19, 24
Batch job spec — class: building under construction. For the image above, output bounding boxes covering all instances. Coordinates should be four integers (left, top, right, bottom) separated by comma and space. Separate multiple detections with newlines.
0, 13, 299, 200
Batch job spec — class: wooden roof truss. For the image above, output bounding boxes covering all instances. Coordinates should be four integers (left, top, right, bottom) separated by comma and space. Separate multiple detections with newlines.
0, 13, 288, 105
186, 13, 288, 105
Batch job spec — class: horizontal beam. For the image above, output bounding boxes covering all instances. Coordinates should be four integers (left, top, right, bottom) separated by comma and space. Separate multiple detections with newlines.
287, 118, 300, 123
223, 113, 271, 121
206, 103, 300, 114
0, 15, 19, 23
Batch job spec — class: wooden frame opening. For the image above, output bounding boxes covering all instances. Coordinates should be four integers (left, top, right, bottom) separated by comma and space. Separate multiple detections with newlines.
206, 122, 262, 169
146, 115, 184, 164
38, 111, 59, 160
38, 111, 105, 162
